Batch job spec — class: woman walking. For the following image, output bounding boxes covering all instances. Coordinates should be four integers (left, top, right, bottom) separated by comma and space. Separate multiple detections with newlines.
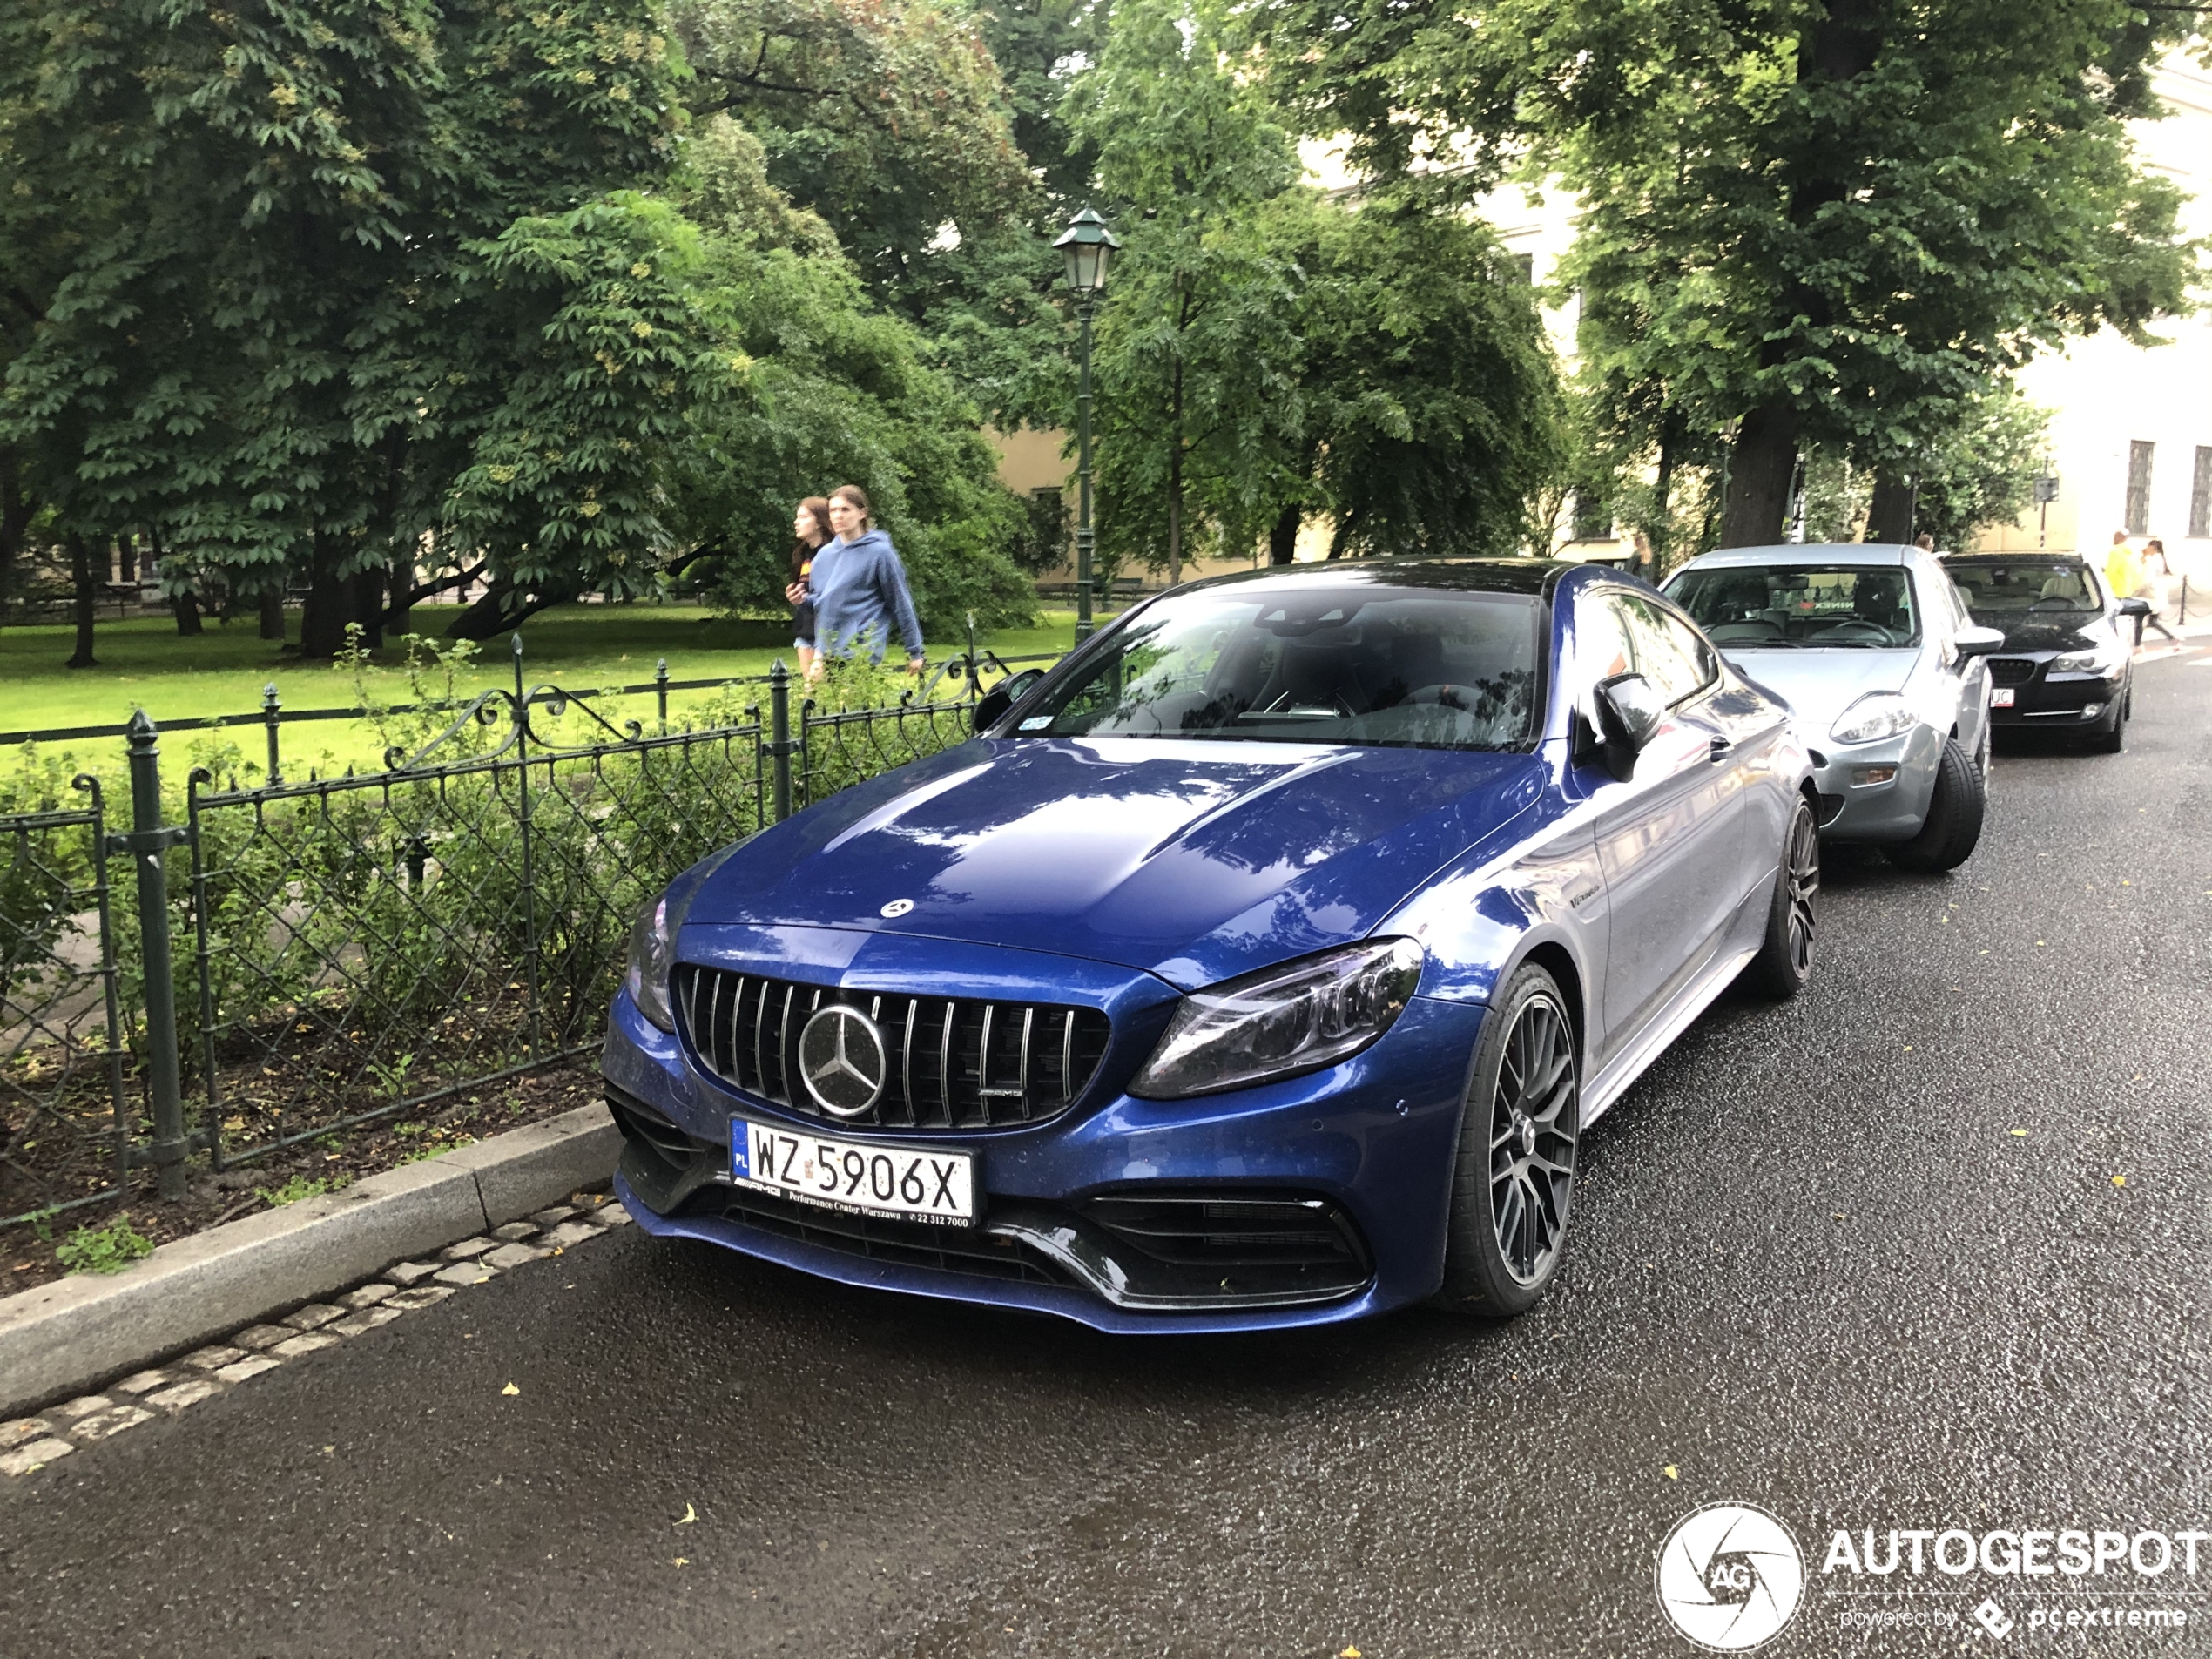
2136, 539, 2179, 642
808, 484, 926, 678
786, 497, 833, 678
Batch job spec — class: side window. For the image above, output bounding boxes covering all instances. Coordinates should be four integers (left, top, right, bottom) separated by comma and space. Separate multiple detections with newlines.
1619, 593, 1716, 706
1574, 590, 1639, 693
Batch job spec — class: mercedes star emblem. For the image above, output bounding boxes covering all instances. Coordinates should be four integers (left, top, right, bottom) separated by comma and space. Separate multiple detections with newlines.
880, 898, 914, 918
796, 1004, 889, 1117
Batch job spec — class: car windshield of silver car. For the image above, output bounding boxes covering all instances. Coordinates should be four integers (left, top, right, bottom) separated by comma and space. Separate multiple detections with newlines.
1014, 588, 1542, 750
1669, 565, 1922, 650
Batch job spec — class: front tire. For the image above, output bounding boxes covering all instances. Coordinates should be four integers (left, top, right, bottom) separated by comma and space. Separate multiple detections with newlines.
1435, 965, 1579, 1318
2091, 698, 2125, 753
1883, 738, 1985, 873
1743, 796, 1818, 999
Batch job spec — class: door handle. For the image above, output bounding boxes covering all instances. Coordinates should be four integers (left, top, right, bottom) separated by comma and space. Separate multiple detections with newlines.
1708, 735, 1734, 763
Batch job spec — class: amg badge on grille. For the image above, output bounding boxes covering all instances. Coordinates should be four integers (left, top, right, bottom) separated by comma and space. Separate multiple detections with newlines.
797, 1005, 889, 1117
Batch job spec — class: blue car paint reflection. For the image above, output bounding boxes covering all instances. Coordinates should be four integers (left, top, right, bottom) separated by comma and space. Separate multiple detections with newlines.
602, 560, 1815, 1332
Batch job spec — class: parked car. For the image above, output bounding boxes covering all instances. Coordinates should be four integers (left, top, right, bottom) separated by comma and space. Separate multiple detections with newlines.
1664, 543, 2005, 872
604, 561, 1817, 1333
1941, 554, 2151, 752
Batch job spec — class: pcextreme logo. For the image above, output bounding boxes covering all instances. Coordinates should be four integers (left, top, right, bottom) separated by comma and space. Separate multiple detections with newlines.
1656, 1503, 1807, 1651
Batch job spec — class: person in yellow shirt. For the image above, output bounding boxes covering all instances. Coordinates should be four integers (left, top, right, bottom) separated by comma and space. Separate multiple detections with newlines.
2105, 532, 2141, 620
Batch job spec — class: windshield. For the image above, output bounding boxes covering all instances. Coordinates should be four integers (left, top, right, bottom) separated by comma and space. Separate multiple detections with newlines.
1946, 560, 2102, 617
1666, 564, 1921, 649
1012, 586, 1542, 751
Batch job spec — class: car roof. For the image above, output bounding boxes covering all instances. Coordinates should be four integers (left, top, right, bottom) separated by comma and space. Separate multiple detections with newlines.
1672, 543, 1909, 570
1175, 556, 1566, 598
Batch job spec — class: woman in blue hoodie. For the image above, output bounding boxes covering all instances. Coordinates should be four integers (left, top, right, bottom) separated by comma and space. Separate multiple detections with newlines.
813, 485, 927, 678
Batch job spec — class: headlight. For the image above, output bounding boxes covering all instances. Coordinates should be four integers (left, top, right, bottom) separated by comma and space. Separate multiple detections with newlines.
1829, 692, 1917, 745
1130, 938, 1424, 1100
2050, 644, 2125, 677
624, 892, 682, 1031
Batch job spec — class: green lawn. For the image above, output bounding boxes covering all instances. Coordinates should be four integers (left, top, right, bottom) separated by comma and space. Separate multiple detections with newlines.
0, 601, 1084, 778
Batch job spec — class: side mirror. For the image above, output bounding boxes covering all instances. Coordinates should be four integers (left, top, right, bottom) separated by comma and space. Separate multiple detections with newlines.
1593, 672, 1665, 779
1952, 624, 2006, 658
973, 668, 1047, 734
2116, 597, 2152, 619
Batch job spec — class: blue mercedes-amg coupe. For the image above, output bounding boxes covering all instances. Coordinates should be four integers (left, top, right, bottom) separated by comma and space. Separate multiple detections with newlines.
604, 560, 1818, 1332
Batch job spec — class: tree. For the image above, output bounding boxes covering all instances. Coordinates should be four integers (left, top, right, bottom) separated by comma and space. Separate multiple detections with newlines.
0, 0, 734, 653
664, 119, 1036, 631
1272, 194, 1566, 561
1905, 386, 2051, 551
668, 0, 1034, 298
1262, 0, 2202, 548
1070, 0, 1305, 584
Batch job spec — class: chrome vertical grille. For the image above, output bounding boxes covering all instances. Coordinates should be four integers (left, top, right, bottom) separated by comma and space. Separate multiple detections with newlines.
672, 965, 1112, 1130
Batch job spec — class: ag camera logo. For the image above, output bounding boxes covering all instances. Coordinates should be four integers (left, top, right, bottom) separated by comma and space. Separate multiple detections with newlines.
1656, 1503, 1806, 1651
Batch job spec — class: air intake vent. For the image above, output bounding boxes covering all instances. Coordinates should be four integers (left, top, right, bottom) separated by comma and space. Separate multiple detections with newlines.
673, 966, 1111, 1131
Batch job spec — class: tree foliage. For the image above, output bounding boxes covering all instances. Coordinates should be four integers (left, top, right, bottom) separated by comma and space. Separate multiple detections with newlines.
1262, 0, 2202, 549
0, 0, 736, 648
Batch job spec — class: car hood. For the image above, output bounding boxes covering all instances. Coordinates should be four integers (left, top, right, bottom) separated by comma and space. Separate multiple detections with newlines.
1715, 648, 1919, 729
1979, 613, 2104, 653
686, 738, 1542, 989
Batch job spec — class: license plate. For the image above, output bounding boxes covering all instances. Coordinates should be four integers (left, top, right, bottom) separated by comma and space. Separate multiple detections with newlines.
731, 1119, 975, 1226
1991, 687, 2015, 707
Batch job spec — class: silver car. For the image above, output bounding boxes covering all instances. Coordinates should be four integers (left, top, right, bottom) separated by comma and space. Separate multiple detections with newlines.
1664, 543, 2005, 873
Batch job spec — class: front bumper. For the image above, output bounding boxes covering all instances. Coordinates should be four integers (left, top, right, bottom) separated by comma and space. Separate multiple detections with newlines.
1810, 722, 1942, 842
1986, 658, 2122, 729
599, 927, 1487, 1334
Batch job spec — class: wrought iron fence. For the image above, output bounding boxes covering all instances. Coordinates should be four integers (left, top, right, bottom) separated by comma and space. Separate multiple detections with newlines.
0, 641, 1051, 1229
0, 788, 129, 1224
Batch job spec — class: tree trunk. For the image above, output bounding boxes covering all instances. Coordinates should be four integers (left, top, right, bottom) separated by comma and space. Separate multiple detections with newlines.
0, 448, 32, 601
1718, 402, 1801, 548
1865, 475, 1917, 543
1166, 357, 1184, 587
1649, 408, 1683, 571
1268, 502, 1301, 566
260, 588, 286, 641
385, 559, 413, 639
351, 560, 385, 653
443, 577, 567, 641
172, 589, 204, 635
66, 534, 98, 668
299, 531, 355, 658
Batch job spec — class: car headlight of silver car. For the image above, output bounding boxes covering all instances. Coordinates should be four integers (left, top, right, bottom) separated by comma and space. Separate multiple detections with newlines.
1130, 938, 1425, 1100
1828, 692, 1918, 745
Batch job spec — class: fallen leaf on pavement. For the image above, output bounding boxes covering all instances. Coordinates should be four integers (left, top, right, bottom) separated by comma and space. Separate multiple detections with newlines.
2113, 1175, 2127, 1187
2009, 1130, 2027, 1137
1664, 1466, 1679, 1480
502, 1382, 520, 1396
678, 1503, 698, 1526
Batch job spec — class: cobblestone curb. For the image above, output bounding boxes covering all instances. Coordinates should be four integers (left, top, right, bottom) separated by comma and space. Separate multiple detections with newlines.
0, 1103, 620, 1420
1, 1197, 634, 1478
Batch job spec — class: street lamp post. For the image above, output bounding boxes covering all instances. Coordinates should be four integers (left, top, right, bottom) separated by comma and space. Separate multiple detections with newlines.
1055, 209, 1121, 641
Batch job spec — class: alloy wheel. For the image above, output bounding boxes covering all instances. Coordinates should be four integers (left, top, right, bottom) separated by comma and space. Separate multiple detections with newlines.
1784, 807, 1820, 978
1487, 993, 1578, 1286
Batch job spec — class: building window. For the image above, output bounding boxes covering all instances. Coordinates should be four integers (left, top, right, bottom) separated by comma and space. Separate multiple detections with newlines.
2125, 441, 2155, 536
1571, 487, 1611, 543
2191, 446, 2211, 539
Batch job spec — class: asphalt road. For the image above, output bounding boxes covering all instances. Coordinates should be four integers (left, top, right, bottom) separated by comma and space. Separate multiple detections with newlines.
4, 650, 2209, 1659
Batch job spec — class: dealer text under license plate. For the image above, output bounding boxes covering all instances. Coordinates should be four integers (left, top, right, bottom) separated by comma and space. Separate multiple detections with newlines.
731, 1119, 975, 1226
